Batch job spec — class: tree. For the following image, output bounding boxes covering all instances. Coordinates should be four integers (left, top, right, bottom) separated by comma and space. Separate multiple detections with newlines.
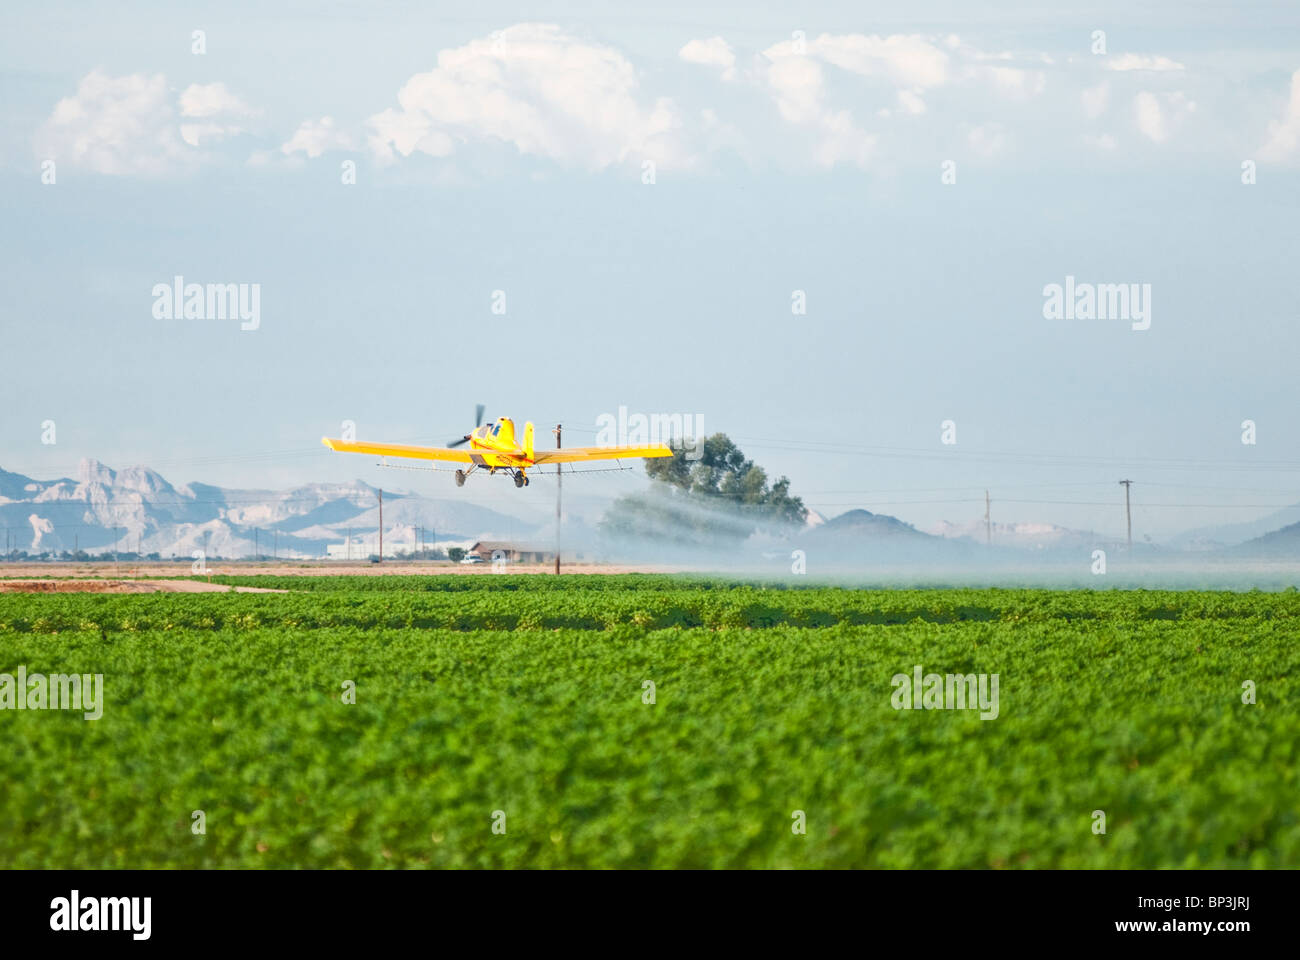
601, 433, 806, 545
447, 547, 466, 562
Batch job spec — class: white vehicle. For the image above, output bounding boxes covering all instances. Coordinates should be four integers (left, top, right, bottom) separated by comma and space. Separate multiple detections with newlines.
459, 554, 484, 564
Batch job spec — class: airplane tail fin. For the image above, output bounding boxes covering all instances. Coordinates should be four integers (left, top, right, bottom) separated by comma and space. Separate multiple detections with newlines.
524, 421, 535, 461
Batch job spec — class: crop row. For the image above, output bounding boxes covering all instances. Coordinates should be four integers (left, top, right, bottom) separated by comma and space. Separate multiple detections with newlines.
2, 584, 1299, 634
4, 616, 1297, 868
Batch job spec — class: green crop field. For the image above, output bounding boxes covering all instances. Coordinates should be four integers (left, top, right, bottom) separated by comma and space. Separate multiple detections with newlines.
1, 576, 1297, 868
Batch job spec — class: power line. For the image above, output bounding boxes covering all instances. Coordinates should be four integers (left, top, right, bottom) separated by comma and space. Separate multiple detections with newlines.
802, 498, 1299, 508
548, 422, 1300, 472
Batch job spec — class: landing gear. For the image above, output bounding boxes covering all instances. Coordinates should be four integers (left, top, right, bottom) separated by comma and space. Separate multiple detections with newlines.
455, 465, 526, 489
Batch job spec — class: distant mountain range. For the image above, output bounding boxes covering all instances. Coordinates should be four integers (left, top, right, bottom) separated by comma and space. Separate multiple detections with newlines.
821, 509, 932, 540
3, 459, 1299, 562
805, 509, 1278, 563
803, 508, 1125, 563
927, 518, 1112, 551
0, 459, 536, 558
1165, 503, 1300, 551
1230, 520, 1300, 558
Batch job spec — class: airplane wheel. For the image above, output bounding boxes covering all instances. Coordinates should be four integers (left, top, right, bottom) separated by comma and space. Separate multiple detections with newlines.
455, 470, 466, 487
524, 478, 530, 487
514, 473, 526, 488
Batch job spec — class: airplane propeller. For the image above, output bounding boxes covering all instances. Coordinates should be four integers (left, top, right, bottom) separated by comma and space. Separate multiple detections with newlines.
448, 404, 487, 447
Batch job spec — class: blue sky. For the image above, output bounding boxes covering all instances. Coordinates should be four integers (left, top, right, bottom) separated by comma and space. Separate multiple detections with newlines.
2, 1, 1299, 539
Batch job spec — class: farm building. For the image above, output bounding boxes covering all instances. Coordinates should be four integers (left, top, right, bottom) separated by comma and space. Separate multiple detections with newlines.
470, 541, 556, 564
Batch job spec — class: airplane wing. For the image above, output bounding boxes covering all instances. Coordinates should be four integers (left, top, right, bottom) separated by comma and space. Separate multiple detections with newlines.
531, 444, 673, 464
321, 437, 478, 463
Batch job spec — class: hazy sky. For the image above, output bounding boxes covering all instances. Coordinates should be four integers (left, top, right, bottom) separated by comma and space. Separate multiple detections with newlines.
3, 1, 1299, 539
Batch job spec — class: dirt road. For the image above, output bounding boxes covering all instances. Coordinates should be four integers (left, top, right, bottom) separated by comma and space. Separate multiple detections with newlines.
0, 579, 288, 594
0, 561, 685, 582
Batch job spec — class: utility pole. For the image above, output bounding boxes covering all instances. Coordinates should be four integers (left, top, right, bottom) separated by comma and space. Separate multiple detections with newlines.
1119, 479, 1134, 551
984, 489, 991, 545
378, 488, 383, 563
255, 528, 258, 562
553, 424, 562, 575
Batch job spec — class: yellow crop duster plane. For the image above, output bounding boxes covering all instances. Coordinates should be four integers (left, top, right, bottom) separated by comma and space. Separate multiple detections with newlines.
321, 405, 672, 488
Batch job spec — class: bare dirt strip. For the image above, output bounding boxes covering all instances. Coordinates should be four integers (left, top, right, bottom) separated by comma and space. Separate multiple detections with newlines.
0, 580, 288, 594
0, 562, 685, 583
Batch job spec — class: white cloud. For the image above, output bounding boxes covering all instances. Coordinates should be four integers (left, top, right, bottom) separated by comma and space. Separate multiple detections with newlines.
178, 123, 223, 147
679, 37, 736, 80
35, 71, 258, 170
763, 55, 827, 123
35, 70, 191, 175
1081, 82, 1109, 119
896, 89, 926, 115
756, 32, 953, 168
752, 32, 1058, 166
178, 82, 255, 146
281, 116, 356, 158
806, 33, 950, 88
987, 66, 1046, 99
1260, 68, 1300, 161
967, 122, 1006, 158
760, 48, 874, 168
367, 23, 688, 171
1134, 90, 1196, 143
1134, 92, 1164, 140
179, 82, 252, 118
1107, 54, 1185, 72
34, 33, 1225, 180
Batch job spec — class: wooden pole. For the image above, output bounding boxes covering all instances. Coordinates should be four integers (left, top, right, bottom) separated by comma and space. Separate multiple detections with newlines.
554, 424, 562, 575
1119, 479, 1133, 550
